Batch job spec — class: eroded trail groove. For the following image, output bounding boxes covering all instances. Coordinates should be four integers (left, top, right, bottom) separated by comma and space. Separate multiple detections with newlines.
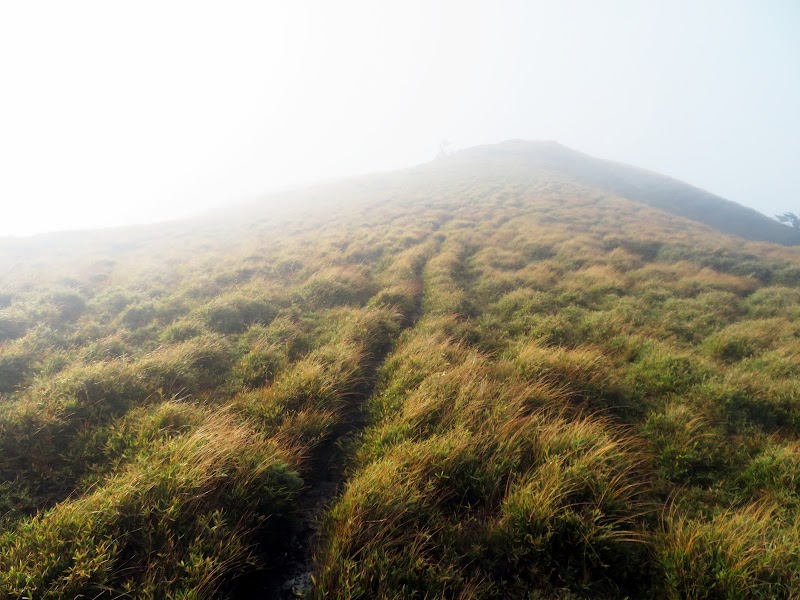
236, 234, 439, 598
303, 201, 654, 598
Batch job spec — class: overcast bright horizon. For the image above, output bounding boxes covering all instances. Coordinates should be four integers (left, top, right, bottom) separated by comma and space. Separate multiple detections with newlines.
1, 1, 798, 237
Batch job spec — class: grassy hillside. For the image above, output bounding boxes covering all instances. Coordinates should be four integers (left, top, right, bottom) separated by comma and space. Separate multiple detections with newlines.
466, 140, 800, 246
1, 145, 800, 598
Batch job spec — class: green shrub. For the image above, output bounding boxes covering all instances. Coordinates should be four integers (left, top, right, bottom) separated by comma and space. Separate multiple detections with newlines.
158, 317, 204, 343
78, 336, 133, 362
702, 378, 799, 431
703, 319, 783, 363
119, 297, 188, 330
0, 346, 33, 394
0, 311, 29, 342
642, 402, 723, 483
295, 266, 374, 309
744, 286, 800, 318
736, 442, 800, 504
200, 295, 277, 334
49, 291, 87, 323
626, 346, 707, 397
229, 342, 286, 390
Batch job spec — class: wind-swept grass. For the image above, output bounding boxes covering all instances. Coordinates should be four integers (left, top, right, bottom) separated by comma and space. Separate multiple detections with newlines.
0, 412, 303, 599
658, 502, 800, 599
1, 147, 800, 597
314, 330, 653, 598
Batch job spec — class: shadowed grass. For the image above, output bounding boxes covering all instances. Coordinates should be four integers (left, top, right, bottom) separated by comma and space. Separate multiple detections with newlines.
0, 412, 303, 599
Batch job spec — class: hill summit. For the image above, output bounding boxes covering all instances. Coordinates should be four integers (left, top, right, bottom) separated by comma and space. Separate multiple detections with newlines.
1, 142, 800, 598
457, 140, 800, 245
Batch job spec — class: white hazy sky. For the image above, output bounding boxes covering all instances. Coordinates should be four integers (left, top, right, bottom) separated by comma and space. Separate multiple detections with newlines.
1, 1, 798, 236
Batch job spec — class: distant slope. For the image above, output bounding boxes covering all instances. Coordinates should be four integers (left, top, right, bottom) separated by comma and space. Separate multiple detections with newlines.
460, 140, 800, 245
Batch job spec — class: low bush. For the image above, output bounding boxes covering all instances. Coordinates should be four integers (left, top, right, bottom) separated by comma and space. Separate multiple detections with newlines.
642, 402, 724, 483
294, 266, 374, 309
200, 294, 278, 334
0, 346, 33, 394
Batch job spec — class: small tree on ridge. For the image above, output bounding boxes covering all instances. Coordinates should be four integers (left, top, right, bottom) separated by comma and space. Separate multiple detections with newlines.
776, 212, 800, 230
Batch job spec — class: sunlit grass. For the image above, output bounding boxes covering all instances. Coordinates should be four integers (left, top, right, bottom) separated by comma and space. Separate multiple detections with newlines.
0, 151, 799, 597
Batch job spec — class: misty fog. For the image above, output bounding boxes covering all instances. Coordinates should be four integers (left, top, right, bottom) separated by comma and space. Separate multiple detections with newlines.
1, 0, 798, 236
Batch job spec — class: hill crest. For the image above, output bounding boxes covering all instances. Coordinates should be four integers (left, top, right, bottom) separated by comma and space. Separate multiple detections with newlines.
455, 140, 800, 246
